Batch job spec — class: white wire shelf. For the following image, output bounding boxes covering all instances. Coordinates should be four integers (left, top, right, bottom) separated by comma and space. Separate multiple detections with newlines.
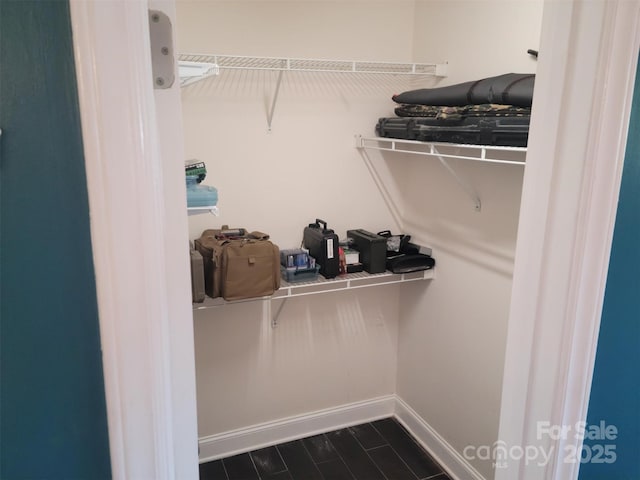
178, 53, 447, 85
178, 54, 447, 130
356, 136, 527, 213
192, 268, 434, 310
356, 136, 527, 166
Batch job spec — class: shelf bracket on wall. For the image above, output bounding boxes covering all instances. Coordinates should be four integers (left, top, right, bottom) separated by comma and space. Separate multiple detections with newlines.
187, 206, 219, 216
179, 61, 219, 87
356, 136, 527, 212
355, 140, 404, 231
270, 297, 288, 328
266, 67, 285, 132
432, 146, 482, 212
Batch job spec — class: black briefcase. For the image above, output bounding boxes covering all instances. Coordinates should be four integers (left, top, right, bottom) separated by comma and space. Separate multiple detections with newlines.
303, 219, 340, 279
346, 229, 387, 274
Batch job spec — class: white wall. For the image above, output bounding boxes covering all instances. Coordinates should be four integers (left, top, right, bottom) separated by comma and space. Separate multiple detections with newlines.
176, 1, 545, 476
193, 288, 400, 434
411, 0, 543, 84
176, 0, 419, 438
394, 1, 543, 479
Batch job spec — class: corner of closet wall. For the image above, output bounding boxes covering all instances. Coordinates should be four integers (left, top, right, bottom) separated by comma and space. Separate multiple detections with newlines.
176, 0, 418, 442
393, 1, 544, 479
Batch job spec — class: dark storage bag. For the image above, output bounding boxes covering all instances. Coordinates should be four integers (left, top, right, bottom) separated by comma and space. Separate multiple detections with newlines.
391, 73, 535, 107
194, 226, 280, 301
346, 229, 387, 274
386, 253, 435, 274
376, 116, 529, 147
377, 230, 435, 274
303, 219, 340, 279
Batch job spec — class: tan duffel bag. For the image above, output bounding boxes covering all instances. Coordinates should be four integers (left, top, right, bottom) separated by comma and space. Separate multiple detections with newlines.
194, 227, 280, 301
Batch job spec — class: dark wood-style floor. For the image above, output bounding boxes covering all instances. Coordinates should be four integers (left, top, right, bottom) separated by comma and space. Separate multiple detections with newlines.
199, 417, 451, 480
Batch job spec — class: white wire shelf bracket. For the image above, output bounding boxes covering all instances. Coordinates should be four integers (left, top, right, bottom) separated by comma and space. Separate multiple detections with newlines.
193, 268, 435, 327
356, 136, 527, 212
178, 60, 219, 87
187, 206, 219, 216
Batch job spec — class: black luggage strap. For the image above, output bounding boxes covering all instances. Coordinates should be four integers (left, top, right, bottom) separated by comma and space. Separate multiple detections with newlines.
467, 78, 483, 104
502, 74, 535, 105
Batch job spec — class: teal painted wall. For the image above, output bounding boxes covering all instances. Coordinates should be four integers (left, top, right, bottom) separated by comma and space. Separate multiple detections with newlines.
578, 54, 640, 479
0, 1, 112, 478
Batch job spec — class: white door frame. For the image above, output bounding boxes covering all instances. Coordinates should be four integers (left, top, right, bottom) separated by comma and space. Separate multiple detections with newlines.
69, 0, 640, 478
496, 2, 640, 480
70, 0, 198, 478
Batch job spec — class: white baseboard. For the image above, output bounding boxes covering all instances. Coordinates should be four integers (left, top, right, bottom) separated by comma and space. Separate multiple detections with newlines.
198, 395, 396, 463
198, 394, 486, 480
394, 396, 486, 480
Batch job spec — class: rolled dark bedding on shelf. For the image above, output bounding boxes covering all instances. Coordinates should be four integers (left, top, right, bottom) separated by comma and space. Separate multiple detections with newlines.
392, 73, 535, 108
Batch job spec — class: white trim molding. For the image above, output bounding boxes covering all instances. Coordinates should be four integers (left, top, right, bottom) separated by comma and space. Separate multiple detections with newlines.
70, 1, 199, 479
198, 395, 396, 463
497, 2, 640, 480
395, 397, 484, 480
198, 395, 488, 480
199, 395, 490, 480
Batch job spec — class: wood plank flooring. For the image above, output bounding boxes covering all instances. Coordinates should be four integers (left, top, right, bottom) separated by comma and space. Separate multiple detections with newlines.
199, 417, 451, 480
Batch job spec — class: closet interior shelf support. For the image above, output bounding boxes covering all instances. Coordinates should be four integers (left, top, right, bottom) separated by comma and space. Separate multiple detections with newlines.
267, 68, 285, 132
432, 146, 482, 212
187, 206, 219, 216
178, 60, 219, 87
355, 135, 527, 212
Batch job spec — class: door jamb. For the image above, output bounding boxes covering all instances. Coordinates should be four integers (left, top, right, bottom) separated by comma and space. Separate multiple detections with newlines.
496, 2, 640, 479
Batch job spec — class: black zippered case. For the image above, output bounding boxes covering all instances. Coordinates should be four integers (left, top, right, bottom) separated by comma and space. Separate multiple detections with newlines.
346, 229, 387, 274
303, 219, 340, 279
376, 116, 529, 147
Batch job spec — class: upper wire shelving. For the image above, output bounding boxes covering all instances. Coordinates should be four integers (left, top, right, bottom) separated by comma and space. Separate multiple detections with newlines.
177, 53, 447, 131
178, 53, 447, 80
